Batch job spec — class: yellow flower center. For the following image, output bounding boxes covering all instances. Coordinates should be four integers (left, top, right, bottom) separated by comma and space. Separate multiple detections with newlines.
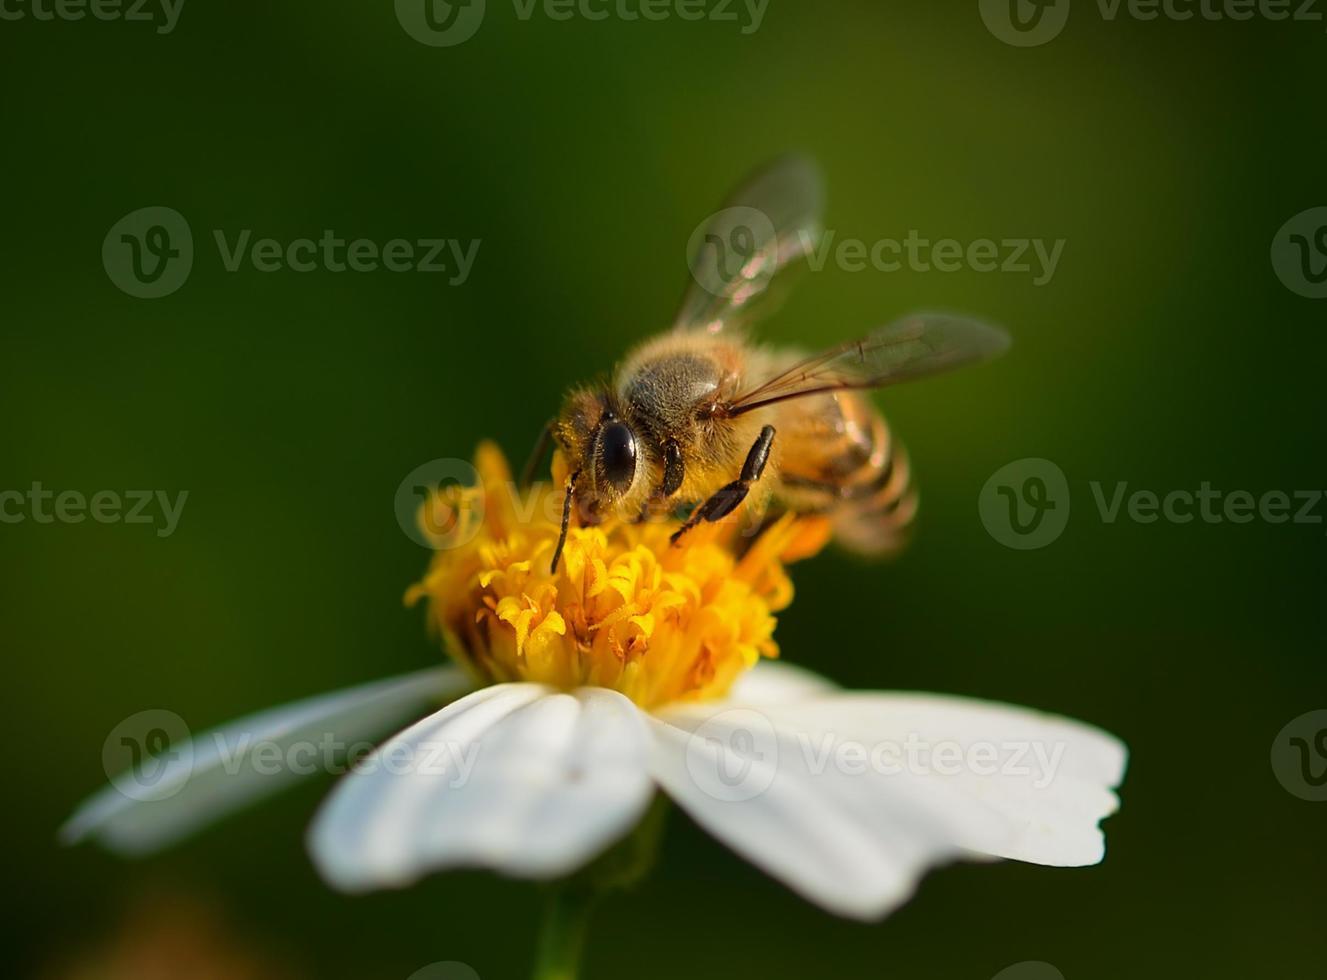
405, 443, 829, 709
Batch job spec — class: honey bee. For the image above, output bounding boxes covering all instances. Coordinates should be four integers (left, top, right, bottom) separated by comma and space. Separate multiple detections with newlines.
526, 157, 1010, 572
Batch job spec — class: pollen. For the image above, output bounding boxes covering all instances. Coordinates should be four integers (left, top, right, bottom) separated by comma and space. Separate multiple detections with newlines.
405, 443, 831, 709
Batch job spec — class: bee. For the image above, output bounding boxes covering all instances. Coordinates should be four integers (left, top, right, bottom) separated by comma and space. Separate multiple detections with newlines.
526, 156, 1010, 572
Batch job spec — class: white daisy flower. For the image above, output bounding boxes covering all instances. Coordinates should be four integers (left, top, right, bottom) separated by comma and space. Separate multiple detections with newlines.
63, 444, 1126, 925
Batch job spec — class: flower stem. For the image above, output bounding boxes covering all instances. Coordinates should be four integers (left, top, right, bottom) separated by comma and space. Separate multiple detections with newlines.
532, 885, 595, 980
528, 795, 670, 980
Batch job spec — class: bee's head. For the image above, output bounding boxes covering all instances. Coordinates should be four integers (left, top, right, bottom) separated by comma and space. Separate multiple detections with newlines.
554, 390, 644, 515
550, 389, 647, 573
591, 415, 639, 498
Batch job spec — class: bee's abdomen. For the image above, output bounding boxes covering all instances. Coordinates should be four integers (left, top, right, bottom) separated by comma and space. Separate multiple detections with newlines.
775, 391, 916, 556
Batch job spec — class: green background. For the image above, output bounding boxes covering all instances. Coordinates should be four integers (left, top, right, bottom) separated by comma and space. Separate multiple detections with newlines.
3, 1, 1324, 977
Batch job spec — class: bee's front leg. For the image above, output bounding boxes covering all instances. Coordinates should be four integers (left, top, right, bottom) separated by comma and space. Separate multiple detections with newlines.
670, 425, 775, 545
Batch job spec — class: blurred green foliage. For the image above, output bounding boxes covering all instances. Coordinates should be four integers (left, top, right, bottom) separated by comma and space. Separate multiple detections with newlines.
3, 2, 1324, 978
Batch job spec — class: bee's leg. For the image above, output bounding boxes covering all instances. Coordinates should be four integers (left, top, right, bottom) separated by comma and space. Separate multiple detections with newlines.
550, 469, 580, 574
519, 419, 556, 489
671, 425, 775, 546
641, 441, 685, 524
661, 440, 685, 497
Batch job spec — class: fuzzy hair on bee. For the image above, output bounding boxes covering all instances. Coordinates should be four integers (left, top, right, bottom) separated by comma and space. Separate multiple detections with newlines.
531, 157, 1009, 572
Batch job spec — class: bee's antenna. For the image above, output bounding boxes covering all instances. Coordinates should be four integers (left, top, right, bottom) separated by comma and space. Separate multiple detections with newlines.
520, 419, 555, 489
550, 471, 579, 574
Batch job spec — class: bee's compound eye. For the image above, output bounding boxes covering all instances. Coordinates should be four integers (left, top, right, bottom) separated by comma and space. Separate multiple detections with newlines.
596, 421, 638, 493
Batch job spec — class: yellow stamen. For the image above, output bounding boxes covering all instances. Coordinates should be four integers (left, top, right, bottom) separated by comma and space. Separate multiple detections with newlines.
405, 443, 830, 709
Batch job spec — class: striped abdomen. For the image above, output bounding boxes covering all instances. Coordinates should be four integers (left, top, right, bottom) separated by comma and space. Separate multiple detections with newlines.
773, 388, 917, 556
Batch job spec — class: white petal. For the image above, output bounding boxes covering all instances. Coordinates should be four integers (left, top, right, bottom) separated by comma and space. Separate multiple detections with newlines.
647, 704, 965, 921
61, 667, 467, 855
759, 692, 1127, 867
726, 659, 838, 707
308, 685, 655, 892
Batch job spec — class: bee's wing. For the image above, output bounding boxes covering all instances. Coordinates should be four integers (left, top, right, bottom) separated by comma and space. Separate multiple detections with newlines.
726, 314, 1010, 415
673, 155, 824, 334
